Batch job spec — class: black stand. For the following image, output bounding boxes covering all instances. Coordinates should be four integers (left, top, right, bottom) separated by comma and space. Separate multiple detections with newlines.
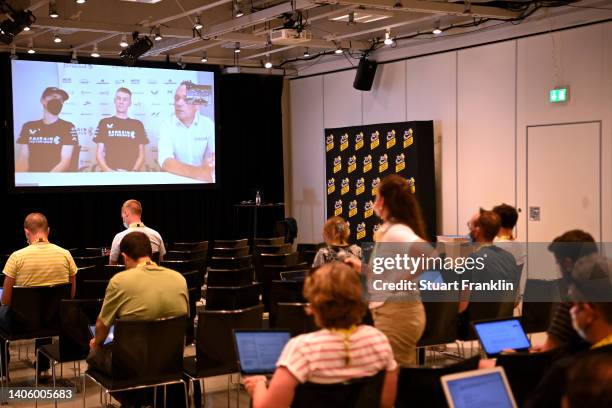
233, 203, 285, 245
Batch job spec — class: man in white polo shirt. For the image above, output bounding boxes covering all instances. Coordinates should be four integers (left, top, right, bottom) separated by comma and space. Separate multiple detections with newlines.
158, 81, 215, 182
109, 199, 166, 265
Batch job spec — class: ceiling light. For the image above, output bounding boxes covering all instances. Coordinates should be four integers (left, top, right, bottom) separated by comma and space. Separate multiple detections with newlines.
194, 15, 203, 30
71, 50, 78, 63
264, 55, 272, 69
53, 34, 62, 43
154, 26, 162, 41
49, 0, 59, 18
23, 26, 30, 32
334, 45, 343, 54
303, 48, 310, 57
119, 34, 129, 48
10, 45, 17, 60
27, 39, 35, 54
384, 30, 394, 46
433, 20, 442, 35
75, 0, 87, 4
0, 9, 36, 44
234, 42, 241, 53
201, 52, 208, 62
120, 32, 153, 65
233, 0, 244, 18
91, 44, 100, 57
393, 0, 403, 8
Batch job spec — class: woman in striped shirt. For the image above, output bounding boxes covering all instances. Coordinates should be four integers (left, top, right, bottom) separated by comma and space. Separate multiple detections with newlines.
243, 262, 398, 408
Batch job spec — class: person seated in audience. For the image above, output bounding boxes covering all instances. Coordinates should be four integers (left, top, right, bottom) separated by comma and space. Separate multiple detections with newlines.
243, 262, 398, 408
562, 352, 612, 408
0, 213, 77, 379
109, 199, 166, 265
312, 216, 362, 268
524, 257, 612, 408
492, 203, 527, 304
532, 230, 598, 353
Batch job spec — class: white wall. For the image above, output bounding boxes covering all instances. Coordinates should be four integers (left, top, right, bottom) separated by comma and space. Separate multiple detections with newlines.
287, 21, 612, 243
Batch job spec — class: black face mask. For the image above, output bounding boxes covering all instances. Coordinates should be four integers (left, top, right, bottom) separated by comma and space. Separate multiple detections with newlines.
47, 99, 63, 115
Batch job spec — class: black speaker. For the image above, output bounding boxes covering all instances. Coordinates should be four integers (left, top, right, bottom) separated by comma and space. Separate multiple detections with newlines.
353, 57, 378, 91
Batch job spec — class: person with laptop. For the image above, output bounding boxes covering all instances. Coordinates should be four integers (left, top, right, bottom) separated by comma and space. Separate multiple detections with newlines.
243, 262, 398, 408
0, 212, 77, 380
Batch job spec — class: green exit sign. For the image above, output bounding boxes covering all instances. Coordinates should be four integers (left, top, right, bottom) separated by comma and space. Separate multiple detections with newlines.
550, 87, 569, 103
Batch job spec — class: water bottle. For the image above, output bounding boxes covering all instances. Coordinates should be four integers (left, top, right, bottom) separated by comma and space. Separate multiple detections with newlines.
255, 190, 261, 205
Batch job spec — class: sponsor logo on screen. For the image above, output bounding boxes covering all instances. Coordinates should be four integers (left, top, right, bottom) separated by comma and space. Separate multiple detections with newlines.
334, 200, 343, 216
341, 178, 350, 195
379, 154, 388, 173
340, 133, 349, 151
333, 156, 341, 173
356, 178, 365, 196
356, 222, 366, 240
347, 155, 357, 173
403, 128, 414, 148
355, 132, 364, 151
386, 130, 396, 149
395, 153, 405, 172
327, 178, 335, 194
348, 200, 357, 218
326, 134, 334, 152
370, 131, 380, 150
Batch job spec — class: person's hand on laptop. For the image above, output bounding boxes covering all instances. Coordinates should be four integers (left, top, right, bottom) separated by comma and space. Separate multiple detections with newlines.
243, 375, 267, 396
478, 358, 496, 369
89, 338, 98, 350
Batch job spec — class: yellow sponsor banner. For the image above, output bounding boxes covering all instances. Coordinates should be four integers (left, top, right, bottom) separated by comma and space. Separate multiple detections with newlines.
334, 200, 342, 216
340, 134, 349, 151
326, 134, 334, 152
355, 132, 364, 151
356, 186, 365, 196
335, 207, 342, 216
356, 226, 366, 240
372, 187, 378, 196
364, 201, 374, 219
408, 177, 416, 194
364, 208, 373, 219
327, 184, 335, 194
347, 156, 357, 173
363, 155, 372, 173
371, 138, 379, 150
333, 156, 341, 173
370, 131, 380, 150
403, 129, 414, 148
379, 162, 388, 173
386, 130, 396, 149
396, 162, 405, 172
356, 178, 365, 196
341, 185, 349, 195
364, 162, 372, 173
378, 154, 388, 173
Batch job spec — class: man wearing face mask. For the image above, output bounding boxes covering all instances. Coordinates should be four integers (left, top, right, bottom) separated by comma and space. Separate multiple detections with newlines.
524, 258, 612, 408
108, 199, 166, 265
15, 87, 78, 172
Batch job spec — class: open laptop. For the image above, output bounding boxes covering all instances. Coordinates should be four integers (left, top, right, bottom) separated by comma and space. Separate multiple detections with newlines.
441, 367, 517, 408
233, 329, 291, 376
472, 317, 531, 358
88, 324, 115, 346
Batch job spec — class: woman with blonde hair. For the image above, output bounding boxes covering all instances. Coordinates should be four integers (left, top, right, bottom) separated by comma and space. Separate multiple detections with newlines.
312, 216, 362, 268
243, 262, 398, 408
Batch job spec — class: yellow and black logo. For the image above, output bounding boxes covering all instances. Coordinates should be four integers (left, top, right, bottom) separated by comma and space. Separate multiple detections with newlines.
356, 222, 366, 240
327, 178, 335, 194
379, 154, 388, 173
371, 131, 380, 150
363, 155, 372, 173
326, 134, 334, 152
373, 223, 382, 235
334, 199, 343, 216
372, 177, 380, 196
340, 133, 349, 151
356, 177, 365, 196
403, 128, 413, 148
341, 178, 350, 195
364, 200, 374, 219
386, 130, 396, 149
333, 156, 342, 173
355, 132, 364, 151
395, 153, 405, 172
348, 200, 358, 218
408, 177, 415, 194
347, 155, 357, 173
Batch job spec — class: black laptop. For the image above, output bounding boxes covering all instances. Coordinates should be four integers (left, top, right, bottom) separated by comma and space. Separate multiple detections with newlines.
472, 317, 530, 357
233, 329, 291, 376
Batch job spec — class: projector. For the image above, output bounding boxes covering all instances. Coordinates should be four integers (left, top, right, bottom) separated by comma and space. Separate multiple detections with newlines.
270, 29, 312, 45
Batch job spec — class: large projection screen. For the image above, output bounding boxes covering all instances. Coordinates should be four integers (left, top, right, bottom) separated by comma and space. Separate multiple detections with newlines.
10, 60, 216, 188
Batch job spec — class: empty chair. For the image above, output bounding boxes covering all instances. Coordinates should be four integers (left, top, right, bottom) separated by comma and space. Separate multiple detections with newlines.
73, 254, 107, 272
103, 264, 125, 279
258, 263, 308, 310
260, 252, 299, 266
269, 281, 306, 327
164, 249, 208, 261
205, 283, 261, 310
417, 290, 460, 363
254, 237, 285, 246
254, 244, 292, 255
209, 255, 252, 269
207, 267, 253, 287
292, 371, 386, 408
161, 258, 207, 274
213, 238, 248, 249
280, 269, 308, 281
70, 248, 105, 257
83, 315, 188, 407
170, 241, 208, 252
521, 279, 561, 333
395, 356, 481, 408
78, 280, 109, 300
275, 302, 317, 336
213, 246, 249, 258
75, 265, 97, 285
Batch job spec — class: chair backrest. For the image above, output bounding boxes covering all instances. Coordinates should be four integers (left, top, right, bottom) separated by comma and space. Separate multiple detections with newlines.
103, 265, 125, 279
292, 371, 385, 408
260, 252, 299, 266
279, 270, 308, 282
59, 299, 103, 360
258, 262, 307, 311
254, 237, 285, 246
73, 254, 107, 273
254, 244, 292, 255
521, 279, 561, 333
182, 270, 203, 290
170, 241, 208, 252
213, 238, 248, 249
161, 258, 207, 274
205, 283, 261, 310
209, 255, 252, 269
75, 265, 97, 284
269, 281, 306, 327
275, 302, 317, 336
207, 267, 253, 287
196, 304, 264, 374
79, 280, 109, 300
496, 350, 560, 406
11, 283, 72, 335
418, 290, 460, 347
395, 356, 481, 408
213, 246, 250, 258
164, 249, 208, 261
111, 315, 187, 388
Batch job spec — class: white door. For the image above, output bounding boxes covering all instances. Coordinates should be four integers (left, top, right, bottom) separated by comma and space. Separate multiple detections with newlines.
526, 121, 601, 280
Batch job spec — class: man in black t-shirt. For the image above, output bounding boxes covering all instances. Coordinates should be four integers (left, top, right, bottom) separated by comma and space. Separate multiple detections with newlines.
94, 87, 149, 171
15, 87, 78, 172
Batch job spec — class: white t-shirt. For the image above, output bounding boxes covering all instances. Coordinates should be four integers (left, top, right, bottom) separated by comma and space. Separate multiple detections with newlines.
109, 223, 166, 263
277, 325, 397, 384
157, 112, 215, 168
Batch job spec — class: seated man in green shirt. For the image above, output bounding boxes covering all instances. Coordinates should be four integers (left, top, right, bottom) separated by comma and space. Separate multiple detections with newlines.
87, 231, 188, 375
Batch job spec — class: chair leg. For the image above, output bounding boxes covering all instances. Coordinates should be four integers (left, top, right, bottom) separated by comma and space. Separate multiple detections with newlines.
154, 386, 157, 408
53, 361, 58, 408
183, 381, 189, 408
35, 349, 39, 408
163, 384, 167, 408
227, 375, 231, 408
82, 374, 87, 408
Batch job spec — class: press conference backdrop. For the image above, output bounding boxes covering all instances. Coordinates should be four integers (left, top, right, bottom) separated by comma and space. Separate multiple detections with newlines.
10, 60, 216, 187
325, 121, 436, 242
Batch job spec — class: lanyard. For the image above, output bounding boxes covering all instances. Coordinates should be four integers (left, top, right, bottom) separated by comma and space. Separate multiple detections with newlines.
329, 325, 358, 366
137, 261, 157, 268
592, 334, 612, 349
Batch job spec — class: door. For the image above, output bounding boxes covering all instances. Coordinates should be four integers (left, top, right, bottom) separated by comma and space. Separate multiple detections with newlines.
526, 121, 601, 280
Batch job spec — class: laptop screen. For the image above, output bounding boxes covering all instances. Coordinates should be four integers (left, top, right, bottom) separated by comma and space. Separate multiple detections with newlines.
445, 370, 515, 408
473, 318, 530, 356
88, 324, 115, 346
234, 330, 291, 375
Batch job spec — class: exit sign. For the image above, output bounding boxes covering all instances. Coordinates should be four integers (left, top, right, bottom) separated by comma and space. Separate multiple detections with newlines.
550, 87, 569, 103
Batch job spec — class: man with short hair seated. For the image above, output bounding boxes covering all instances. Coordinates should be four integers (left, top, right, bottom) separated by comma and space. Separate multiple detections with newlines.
0, 212, 77, 379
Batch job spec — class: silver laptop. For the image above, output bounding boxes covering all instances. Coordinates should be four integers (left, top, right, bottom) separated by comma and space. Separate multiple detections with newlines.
233, 329, 291, 377
441, 367, 517, 408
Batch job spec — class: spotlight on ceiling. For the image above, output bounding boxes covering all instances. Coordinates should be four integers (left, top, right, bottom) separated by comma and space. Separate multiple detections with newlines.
154, 26, 162, 41
0, 9, 36, 45
119, 32, 153, 66
334, 45, 343, 54
264, 55, 272, 69
49, 0, 59, 18
303, 48, 310, 58
383, 30, 394, 46
194, 15, 203, 30
201, 51, 208, 62
91, 43, 100, 58
233, 0, 244, 18
119, 33, 129, 48
27, 39, 35, 54
53, 34, 62, 43
432, 20, 442, 35
75, 0, 87, 4
234, 42, 241, 53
